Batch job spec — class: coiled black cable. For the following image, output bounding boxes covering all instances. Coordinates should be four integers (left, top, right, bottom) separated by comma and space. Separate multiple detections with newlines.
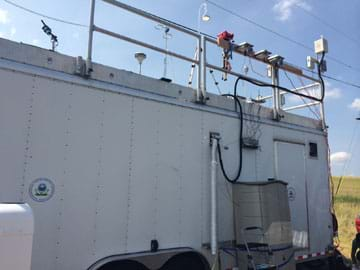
217, 56, 327, 183
217, 78, 243, 183
318, 52, 326, 102
232, 61, 326, 103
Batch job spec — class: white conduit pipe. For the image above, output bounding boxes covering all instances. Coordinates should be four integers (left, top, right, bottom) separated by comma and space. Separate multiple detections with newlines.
210, 137, 218, 255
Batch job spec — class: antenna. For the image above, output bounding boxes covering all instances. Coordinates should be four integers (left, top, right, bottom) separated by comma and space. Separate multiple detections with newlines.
41, 20, 58, 51
155, 24, 172, 81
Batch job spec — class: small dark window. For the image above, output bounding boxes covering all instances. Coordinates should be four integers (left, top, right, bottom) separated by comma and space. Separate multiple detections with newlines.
309, 142, 318, 157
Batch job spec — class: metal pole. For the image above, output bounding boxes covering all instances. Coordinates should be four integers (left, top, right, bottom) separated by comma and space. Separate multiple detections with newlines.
196, 37, 201, 103
283, 101, 320, 111
320, 102, 326, 131
271, 65, 280, 120
95, 26, 197, 64
86, 0, 96, 75
199, 35, 207, 103
210, 137, 218, 256
102, 0, 198, 37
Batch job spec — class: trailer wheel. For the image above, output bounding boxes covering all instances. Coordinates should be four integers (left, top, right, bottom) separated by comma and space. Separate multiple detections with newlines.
159, 251, 210, 270
97, 259, 149, 270
296, 259, 329, 270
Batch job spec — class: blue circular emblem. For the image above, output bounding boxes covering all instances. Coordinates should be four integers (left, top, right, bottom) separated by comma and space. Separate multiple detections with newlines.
287, 187, 296, 201
29, 178, 55, 202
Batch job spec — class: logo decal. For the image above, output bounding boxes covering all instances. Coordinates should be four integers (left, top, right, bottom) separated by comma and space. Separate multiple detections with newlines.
29, 178, 55, 202
288, 187, 296, 201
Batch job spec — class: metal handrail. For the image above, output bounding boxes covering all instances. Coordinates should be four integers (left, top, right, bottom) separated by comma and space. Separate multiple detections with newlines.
85, 0, 326, 128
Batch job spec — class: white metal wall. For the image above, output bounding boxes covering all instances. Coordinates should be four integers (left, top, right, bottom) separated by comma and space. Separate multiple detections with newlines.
0, 67, 332, 270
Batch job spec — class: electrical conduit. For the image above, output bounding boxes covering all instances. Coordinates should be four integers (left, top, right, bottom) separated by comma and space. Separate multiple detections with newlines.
210, 137, 218, 255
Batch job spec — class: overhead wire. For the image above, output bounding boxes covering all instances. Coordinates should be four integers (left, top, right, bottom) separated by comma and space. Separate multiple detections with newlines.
207, 0, 360, 73
335, 120, 360, 195
3, 0, 88, 28
292, 63, 360, 89
5, 0, 360, 90
294, 3, 360, 47
283, 71, 321, 119
296, 75, 321, 117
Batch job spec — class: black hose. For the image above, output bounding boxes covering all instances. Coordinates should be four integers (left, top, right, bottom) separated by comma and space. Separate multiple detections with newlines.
217, 83, 243, 183
233, 61, 327, 103
318, 52, 326, 102
217, 56, 327, 183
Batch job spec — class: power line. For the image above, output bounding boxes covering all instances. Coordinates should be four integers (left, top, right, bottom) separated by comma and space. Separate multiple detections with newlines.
303, 68, 360, 89
3, 0, 88, 28
207, 0, 360, 73
323, 74, 360, 89
335, 120, 360, 195
283, 70, 321, 119
4, 0, 360, 90
294, 4, 360, 47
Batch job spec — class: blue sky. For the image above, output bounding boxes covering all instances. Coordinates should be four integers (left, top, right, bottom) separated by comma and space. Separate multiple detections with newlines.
0, 0, 359, 176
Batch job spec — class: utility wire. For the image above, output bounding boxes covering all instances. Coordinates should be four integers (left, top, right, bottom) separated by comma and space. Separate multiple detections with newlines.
283, 70, 321, 119
291, 63, 360, 89
5, 0, 360, 90
335, 121, 360, 195
3, 0, 88, 28
294, 4, 360, 47
323, 74, 360, 89
207, 0, 360, 73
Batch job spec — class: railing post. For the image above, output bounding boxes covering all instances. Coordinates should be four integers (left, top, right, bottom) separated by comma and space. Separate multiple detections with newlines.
196, 37, 201, 103
271, 65, 280, 120
320, 102, 327, 131
197, 35, 206, 103
86, 0, 96, 76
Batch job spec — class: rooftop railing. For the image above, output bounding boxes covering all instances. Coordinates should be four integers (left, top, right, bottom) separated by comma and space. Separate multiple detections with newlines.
86, 0, 326, 130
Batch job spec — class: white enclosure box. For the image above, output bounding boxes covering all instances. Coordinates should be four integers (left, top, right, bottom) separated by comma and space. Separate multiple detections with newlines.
314, 37, 328, 54
0, 203, 34, 270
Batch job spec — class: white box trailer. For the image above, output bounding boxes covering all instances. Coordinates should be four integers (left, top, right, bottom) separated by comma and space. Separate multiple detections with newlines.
0, 36, 336, 270
0, 203, 34, 270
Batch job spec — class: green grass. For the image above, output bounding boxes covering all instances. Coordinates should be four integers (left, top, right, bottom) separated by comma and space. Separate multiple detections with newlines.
335, 195, 360, 204
332, 176, 360, 259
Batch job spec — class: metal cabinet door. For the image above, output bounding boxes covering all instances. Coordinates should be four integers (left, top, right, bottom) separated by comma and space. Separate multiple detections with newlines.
274, 141, 309, 250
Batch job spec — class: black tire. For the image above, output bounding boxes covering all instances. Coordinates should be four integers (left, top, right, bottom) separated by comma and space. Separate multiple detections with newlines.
159, 252, 209, 270
97, 259, 149, 270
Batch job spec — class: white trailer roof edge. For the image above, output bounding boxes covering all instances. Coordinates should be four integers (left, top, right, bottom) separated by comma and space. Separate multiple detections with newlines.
0, 38, 323, 134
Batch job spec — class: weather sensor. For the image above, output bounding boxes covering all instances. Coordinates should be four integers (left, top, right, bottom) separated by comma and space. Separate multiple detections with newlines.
41, 20, 58, 51
237, 42, 254, 55
314, 36, 328, 54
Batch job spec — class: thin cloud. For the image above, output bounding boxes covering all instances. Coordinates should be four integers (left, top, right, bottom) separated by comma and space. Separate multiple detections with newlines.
273, 0, 311, 21
32, 39, 40, 46
0, 8, 9, 24
330, 152, 351, 164
10, 26, 16, 37
349, 98, 360, 111
324, 82, 342, 99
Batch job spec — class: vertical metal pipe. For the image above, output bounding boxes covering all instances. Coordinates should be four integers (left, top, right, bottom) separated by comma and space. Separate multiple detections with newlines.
196, 37, 201, 103
320, 102, 326, 131
271, 66, 280, 120
86, 0, 96, 75
210, 137, 218, 256
200, 35, 207, 103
